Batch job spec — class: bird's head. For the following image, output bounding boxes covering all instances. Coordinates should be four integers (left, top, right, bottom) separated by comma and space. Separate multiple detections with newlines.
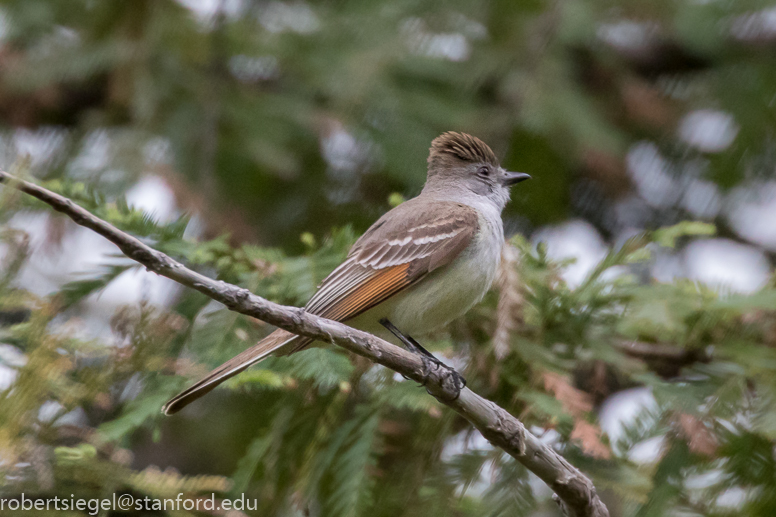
425, 132, 530, 210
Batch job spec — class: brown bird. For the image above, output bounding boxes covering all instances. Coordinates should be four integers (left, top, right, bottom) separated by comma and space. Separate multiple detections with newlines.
163, 132, 530, 414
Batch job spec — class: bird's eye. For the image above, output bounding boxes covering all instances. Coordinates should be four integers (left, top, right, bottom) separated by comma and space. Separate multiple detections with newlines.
477, 166, 490, 176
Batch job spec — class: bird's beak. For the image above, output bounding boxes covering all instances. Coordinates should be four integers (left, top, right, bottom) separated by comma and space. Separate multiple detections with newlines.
502, 170, 531, 186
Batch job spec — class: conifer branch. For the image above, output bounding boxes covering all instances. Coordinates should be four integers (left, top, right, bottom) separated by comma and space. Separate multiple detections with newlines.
0, 171, 609, 517
494, 243, 524, 359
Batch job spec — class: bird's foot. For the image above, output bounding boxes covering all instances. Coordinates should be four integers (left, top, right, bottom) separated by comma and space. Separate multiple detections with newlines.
379, 318, 466, 397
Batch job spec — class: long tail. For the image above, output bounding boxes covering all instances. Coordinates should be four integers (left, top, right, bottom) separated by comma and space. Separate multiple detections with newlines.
162, 329, 308, 415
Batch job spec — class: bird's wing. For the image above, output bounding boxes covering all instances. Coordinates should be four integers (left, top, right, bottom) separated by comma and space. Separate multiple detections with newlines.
305, 199, 479, 322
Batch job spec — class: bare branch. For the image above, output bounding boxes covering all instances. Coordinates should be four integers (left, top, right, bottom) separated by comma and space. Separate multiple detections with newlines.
0, 171, 609, 517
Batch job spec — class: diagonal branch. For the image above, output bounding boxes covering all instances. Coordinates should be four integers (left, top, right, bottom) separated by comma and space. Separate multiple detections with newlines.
0, 171, 609, 517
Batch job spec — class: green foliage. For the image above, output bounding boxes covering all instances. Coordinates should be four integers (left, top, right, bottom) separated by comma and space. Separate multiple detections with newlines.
653, 222, 717, 249
3, 0, 773, 251
3, 184, 776, 516
2, 0, 776, 515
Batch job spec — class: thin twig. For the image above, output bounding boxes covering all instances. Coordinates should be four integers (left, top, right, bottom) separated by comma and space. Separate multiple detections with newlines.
0, 171, 609, 517
616, 340, 710, 378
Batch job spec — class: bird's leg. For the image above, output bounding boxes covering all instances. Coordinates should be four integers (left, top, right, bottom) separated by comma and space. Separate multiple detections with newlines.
378, 318, 435, 358
379, 318, 466, 394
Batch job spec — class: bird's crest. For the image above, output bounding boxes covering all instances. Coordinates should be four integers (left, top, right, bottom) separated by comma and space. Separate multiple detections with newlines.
428, 132, 499, 169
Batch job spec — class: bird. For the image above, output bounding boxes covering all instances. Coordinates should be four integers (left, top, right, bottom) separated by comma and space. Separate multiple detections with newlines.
163, 132, 530, 415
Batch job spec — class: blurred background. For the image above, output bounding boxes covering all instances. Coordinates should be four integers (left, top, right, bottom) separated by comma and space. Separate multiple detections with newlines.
1, 0, 776, 515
